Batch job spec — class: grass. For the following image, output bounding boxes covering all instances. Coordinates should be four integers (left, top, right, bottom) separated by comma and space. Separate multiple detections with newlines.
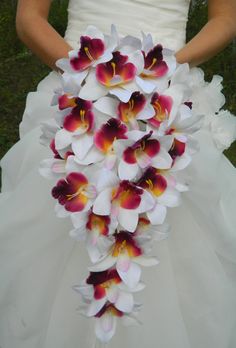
0, 0, 235, 170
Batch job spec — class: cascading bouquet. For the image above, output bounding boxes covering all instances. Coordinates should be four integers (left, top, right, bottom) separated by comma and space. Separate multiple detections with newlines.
39, 24, 204, 343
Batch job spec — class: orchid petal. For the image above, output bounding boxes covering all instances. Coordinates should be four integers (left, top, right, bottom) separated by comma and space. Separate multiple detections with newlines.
117, 253, 131, 272
74, 147, 104, 165
94, 51, 113, 66
157, 188, 181, 207
137, 190, 155, 213
152, 148, 173, 169
72, 283, 94, 299
118, 159, 139, 180
87, 298, 107, 317
119, 35, 142, 53
56, 58, 73, 74
142, 33, 153, 52
118, 281, 146, 292
72, 133, 94, 160
86, 240, 102, 263
122, 314, 141, 326
105, 153, 117, 169
109, 87, 132, 102
79, 71, 107, 100
107, 286, 119, 303
70, 210, 88, 229
92, 188, 113, 215
136, 76, 155, 94
118, 208, 139, 232
117, 262, 141, 289
136, 152, 152, 169
94, 96, 119, 116
95, 314, 116, 343
171, 153, 192, 171
65, 155, 84, 173
84, 25, 104, 40
137, 103, 155, 120
115, 291, 134, 313
89, 254, 116, 272
128, 50, 144, 74
147, 203, 167, 225
55, 128, 72, 150
54, 201, 70, 218
96, 168, 119, 192
39, 159, 64, 179
134, 255, 160, 266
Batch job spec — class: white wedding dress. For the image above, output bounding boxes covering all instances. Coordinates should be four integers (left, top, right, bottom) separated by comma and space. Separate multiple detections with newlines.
0, 0, 236, 347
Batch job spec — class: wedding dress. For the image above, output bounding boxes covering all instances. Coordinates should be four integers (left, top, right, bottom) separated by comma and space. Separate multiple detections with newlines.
0, 0, 236, 347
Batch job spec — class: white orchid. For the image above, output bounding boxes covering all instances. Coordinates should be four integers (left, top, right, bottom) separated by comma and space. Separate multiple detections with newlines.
73, 270, 144, 317
69, 209, 118, 263
93, 177, 155, 232
114, 130, 173, 180
134, 32, 176, 94
93, 92, 155, 130
89, 230, 159, 289
56, 25, 118, 87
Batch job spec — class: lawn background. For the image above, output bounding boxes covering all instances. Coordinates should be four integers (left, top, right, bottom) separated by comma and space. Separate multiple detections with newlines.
0, 0, 235, 173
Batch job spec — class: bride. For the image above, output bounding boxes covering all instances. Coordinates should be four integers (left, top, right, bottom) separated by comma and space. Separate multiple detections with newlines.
0, 0, 236, 347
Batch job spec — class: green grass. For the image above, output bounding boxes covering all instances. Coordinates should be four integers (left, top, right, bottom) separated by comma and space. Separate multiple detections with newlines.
0, 0, 235, 169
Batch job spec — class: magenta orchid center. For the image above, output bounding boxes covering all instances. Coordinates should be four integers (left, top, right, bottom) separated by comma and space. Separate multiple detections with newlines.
70, 36, 105, 71
94, 118, 128, 154
51, 172, 96, 212
141, 44, 168, 78
96, 51, 137, 87
118, 92, 146, 123
63, 99, 94, 134
111, 180, 143, 210
123, 131, 160, 164
136, 167, 167, 197
148, 93, 173, 128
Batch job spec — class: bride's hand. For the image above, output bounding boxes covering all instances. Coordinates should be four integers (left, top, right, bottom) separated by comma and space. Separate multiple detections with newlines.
175, 0, 236, 67
16, 0, 72, 71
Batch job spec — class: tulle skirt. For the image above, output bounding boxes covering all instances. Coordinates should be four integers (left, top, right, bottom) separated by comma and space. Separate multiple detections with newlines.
0, 70, 236, 348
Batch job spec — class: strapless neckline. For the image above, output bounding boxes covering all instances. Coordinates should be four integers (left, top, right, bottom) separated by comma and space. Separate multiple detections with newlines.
65, 0, 191, 51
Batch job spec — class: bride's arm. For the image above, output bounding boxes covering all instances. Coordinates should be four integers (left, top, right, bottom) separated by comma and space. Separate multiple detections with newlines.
16, 0, 72, 70
175, 0, 236, 66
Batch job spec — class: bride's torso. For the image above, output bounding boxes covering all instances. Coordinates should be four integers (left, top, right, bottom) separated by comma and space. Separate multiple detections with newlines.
64, 0, 191, 51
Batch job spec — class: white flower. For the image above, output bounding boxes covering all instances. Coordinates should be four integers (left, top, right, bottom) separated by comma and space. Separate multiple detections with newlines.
69, 209, 118, 263
210, 110, 236, 150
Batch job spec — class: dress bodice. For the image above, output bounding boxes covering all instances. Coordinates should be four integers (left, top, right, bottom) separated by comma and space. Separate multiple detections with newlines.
64, 0, 191, 51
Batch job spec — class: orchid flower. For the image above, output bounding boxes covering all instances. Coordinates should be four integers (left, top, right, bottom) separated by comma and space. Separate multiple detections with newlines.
89, 231, 159, 289
114, 130, 173, 180
93, 179, 155, 232
93, 92, 155, 130
73, 269, 144, 317
56, 26, 117, 87
93, 118, 128, 168
54, 98, 96, 161
135, 33, 176, 94
147, 101, 202, 167
93, 302, 141, 343
79, 51, 140, 102
51, 171, 97, 217
39, 139, 77, 179
39, 118, 60, 147
69, 209, 117, 263
134, 215, 171, 246
136, 166, 181, 225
